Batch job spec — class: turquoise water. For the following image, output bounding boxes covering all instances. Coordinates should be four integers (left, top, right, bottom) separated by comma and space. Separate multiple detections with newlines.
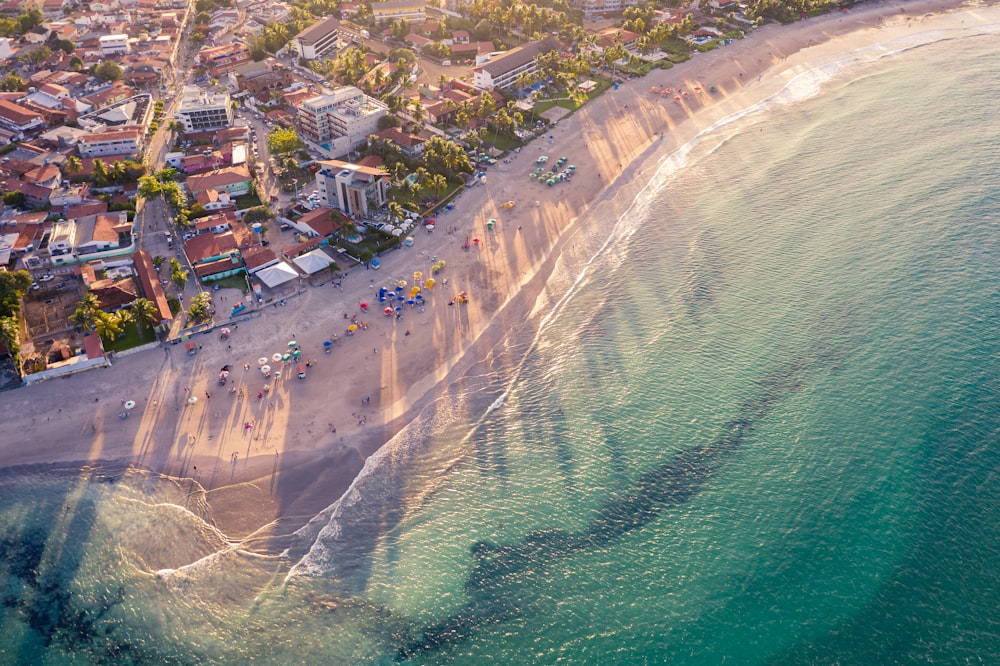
3, 24, 1000, 664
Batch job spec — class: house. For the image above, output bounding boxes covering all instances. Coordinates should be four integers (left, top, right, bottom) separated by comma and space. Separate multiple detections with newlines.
198, 42, 251, 76
180, 150, 226, 174
0, 100, 45, 138
74, 211, 132, 256
370, 126, 426, 158
593, 27, 641, 53
133, 249, 173, 329
295, 207, 339, 237
194, 187, 235, 210
89, 277, 137, 311
192, 210, 236, 235
185, 165, 252, 198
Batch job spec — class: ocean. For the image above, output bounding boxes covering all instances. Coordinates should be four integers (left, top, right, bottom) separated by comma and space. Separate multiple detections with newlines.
2, 18, 999, 664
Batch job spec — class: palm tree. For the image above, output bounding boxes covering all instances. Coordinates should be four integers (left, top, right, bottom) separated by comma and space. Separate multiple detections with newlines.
64, 155, 82, 178
131, 298, 159, 338
429, 173, 448, 198
114, 308, 134, 333
94, 311, 123, 341
387, 201, 405, 225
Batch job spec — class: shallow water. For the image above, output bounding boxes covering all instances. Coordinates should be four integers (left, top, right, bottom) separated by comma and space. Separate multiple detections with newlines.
2, 23, 999, 665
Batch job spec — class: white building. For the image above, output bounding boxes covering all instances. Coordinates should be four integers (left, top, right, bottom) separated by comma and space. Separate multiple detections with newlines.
291, 16, 341, 61
298, 87, 387, 152
77, 126, 144, 158
473, 38, 557, 92
315, 159, 390, 218
173, 86, 234, 133
99, 34, 129, 56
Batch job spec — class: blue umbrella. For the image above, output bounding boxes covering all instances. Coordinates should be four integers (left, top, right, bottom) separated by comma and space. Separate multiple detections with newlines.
323, 340, 332, 347
396, 294, 405, 301
394, 285, 403, 292
379, 296, 386, 302
407, 299, 416, 306
394, 306, 402, 312
415, 294, 424, 301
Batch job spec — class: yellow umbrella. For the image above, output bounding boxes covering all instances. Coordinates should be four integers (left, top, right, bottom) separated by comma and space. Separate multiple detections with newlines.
348, 324, 358, 332
410, 286, 420, 298
425, 278, 435, 289
396, 280, 407, 288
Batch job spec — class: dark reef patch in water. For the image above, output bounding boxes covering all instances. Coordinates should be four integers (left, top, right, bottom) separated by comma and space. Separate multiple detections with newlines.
397, 355, 818, 660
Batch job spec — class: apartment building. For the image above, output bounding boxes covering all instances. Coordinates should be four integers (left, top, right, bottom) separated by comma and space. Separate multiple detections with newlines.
298, 86, 387, 149
291, 16, 341, 61
173, 86, 233, 133
77, 126, 144, 158
314, 159, 390, 218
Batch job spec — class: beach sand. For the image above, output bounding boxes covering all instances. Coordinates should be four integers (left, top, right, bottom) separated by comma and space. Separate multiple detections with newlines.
0, 0, 983, 542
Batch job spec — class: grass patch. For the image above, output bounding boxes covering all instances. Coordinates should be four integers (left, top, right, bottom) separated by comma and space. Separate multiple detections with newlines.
102, 322, 157, 352
211, 274, 250, 293
234, 192, 263, 209
168, 296, 181, 315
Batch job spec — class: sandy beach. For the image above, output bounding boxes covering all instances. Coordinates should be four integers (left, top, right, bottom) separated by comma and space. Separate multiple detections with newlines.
0, 0, 984, 541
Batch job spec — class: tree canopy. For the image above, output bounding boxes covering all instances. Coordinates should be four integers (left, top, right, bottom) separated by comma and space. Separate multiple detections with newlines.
267, 127, 305, 156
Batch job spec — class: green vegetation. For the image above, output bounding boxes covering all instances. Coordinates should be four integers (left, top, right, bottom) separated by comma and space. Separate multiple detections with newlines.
0, 270, 31, 367
100, 319, 157, 353
185, 292, 212, 323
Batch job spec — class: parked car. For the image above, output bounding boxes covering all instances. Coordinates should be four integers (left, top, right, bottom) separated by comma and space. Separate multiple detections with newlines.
38, 274, 55, 282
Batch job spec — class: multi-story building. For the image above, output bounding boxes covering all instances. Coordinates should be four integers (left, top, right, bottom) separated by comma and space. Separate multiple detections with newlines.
291, 16, 341, 61
77, 126, 144, 158
314, 159, 390, 219
173, 86, 233, 133
371, 0, 426, 23
473, 38, 558, 92
298, 87, 387, 150
99, 34, 129, 56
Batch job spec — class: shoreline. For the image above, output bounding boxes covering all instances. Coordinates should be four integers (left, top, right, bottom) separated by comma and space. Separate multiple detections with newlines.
0, 0, 986, 542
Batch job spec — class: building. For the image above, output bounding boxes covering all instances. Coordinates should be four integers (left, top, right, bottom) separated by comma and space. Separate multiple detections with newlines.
173, 86, 233, 133
0, 100, 45, 138
185, 165, 252, 198
198, 42, 252, 77
472, 38, 558, 92
371, 0, 426, 23
99, 34, 129, 55
77, 126, 144, 158
315, 159, 390, 219
291, 16, 341, 61
133, 249, 173, 330
298, 87, 387, 149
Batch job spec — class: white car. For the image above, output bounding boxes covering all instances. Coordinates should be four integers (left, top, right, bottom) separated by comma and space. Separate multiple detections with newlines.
38, 274, 55, 282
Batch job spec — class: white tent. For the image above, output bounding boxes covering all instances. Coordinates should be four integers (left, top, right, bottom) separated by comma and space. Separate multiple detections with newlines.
255, 261, 299, 288
293, 248, 333, 275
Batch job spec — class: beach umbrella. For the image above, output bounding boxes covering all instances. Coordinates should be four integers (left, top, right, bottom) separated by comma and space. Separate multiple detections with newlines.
397, 280, 407, 288
360, 301, 369, 310
258, 357, 267, 366
410, 286, 420, 297
568, 165, 576, 171
348, 324, 358, 332
394, 306, 402, 312
413, 271, 422, 281
292, 349, 302, 358
396, 294, 405, 302
407, 299, 416, 306
323, 340, 333, 348
288, 341, 298, 348
282, 353, 291, 362
274, 371, 281, 379
392, 228, 403, 236
272, 353, 283, 362
472, 238, 480, 245
124, 400, 136, 410
379, 296, 386, 303
220, 327, 231, 336
425, 278, 435, 289
487, 219, 495, 228
261, 365, 271, 374
188, 396, 198, 404
384, 307, 393, 315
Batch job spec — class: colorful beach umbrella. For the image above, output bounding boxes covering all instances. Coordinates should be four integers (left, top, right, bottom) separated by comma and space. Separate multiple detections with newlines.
124, 400, 136, 410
